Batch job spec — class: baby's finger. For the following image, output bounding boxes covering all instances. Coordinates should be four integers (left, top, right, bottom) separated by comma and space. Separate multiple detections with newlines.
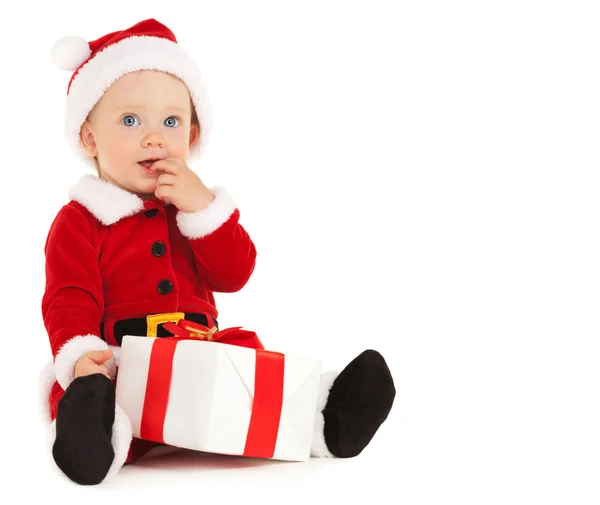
157, 173, 177, 186
155, 184, 173, 201
87, 349, 113, 364
151, 158, 180, 175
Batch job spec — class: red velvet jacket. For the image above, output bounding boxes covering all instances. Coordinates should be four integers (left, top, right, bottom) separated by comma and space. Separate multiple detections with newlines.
41, 174, 256, 392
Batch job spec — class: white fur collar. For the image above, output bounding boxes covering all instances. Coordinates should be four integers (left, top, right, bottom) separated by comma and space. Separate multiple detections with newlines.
67, 174, 152, 226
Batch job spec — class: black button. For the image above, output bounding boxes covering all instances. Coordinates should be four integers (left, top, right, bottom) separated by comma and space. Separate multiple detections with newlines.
151, 241, 166, 257
157, 279, 173, 294
145, 209, 158, 218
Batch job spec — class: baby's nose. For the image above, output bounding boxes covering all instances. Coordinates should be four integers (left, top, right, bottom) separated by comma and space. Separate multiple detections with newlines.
142, 132, 165, 148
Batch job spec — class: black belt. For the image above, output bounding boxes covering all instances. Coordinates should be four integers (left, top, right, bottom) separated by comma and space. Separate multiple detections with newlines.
102, 312, 218, 346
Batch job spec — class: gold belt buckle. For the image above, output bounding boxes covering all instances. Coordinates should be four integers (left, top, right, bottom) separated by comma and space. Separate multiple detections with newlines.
146, 312, 185, 338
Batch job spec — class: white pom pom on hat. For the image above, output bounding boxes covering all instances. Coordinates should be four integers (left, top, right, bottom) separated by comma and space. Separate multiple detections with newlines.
50, 36, 92, 71
52, 18, 213, 169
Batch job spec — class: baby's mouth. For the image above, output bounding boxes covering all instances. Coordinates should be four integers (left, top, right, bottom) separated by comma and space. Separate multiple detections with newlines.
139, 159, 158, 168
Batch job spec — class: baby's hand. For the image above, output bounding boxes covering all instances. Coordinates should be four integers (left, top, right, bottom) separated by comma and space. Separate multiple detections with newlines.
150, 157, 215, 213
74, 349, 114, 380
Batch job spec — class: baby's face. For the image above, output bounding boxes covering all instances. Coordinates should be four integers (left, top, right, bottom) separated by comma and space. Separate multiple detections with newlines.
80, 70, 199, 198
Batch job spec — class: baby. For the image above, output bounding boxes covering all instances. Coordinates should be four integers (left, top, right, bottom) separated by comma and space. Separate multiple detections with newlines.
38, 18, 396, 485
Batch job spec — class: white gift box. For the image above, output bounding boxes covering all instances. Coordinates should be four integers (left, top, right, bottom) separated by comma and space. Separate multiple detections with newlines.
115, 335, 322, 461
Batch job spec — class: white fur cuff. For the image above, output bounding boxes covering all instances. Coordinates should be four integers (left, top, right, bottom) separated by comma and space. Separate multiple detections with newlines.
311, 370, 339, 458
176, 186, 236, 239
39, 360, 57, 424
54, 335, 116, 391
104, 404, 133, 482
109, 345, 121, 368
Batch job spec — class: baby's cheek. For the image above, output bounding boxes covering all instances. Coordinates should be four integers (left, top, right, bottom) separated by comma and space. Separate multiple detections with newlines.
114, 139, 137, 164
169, 131, 191, 157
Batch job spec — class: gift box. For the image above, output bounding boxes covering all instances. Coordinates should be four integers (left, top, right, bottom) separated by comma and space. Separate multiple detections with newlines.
115, 333, 322, 461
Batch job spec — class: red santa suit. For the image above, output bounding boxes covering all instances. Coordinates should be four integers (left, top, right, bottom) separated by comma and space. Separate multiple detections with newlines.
38, 174, 339, 480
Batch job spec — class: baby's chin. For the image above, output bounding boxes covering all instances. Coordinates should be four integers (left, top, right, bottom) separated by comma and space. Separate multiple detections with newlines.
131, 178, 159, 200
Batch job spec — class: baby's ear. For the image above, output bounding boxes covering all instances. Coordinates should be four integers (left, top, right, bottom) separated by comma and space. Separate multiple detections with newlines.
79, 120, 98, 157
189, 123, 200, 149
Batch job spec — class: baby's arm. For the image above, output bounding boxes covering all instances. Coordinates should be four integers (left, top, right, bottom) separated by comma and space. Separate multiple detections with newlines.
42, 205, 115, 390
176, 186, 257, 292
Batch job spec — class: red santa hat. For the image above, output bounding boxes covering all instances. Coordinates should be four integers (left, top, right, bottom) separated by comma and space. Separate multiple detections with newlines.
50, 18, 212, 168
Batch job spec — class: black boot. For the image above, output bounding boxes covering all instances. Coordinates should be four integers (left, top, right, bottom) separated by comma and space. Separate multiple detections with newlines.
52, 373, 116, 485
322, 349, 396, 458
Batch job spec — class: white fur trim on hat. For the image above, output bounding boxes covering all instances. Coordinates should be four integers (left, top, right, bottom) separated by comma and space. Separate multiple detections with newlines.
311, 370, 339, 458
176, 186, 236, 239
64, 35, 212, 169
54, 335, 117, 391
51, 36, 92, 71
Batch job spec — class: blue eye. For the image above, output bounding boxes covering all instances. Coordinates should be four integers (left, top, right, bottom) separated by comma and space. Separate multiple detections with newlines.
164, 117, 180, 128
122, 115, 139, 127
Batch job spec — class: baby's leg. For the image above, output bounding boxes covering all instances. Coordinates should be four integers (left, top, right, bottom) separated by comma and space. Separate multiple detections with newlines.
311, 350, 396, 458
40, 361, 132, 485
52, 374, 119, 484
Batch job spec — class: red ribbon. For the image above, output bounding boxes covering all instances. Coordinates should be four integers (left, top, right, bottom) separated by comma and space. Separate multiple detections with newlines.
140, 338, 178, 444
243, 349, 285, 458
139, 322, 285, 458
161, 318, 264, 349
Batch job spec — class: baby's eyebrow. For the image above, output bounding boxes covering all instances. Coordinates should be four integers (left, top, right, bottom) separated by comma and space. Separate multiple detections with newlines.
168, 106, 189, 114
115, 105, 189, 114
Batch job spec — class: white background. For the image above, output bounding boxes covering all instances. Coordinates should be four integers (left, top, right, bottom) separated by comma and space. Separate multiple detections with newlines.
1, 0, 599, 503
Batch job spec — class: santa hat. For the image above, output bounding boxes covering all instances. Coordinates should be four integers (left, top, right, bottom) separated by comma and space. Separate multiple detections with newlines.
50, 18, 212, 168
